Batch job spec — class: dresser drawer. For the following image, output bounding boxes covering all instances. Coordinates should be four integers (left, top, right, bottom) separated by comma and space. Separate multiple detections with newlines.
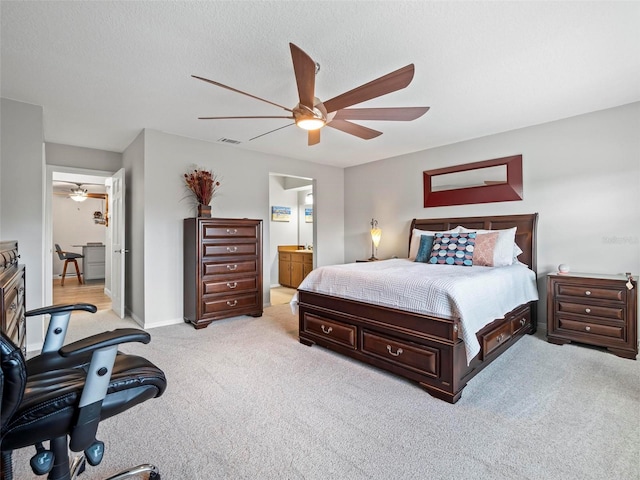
203, 277, 257, 295
362, 331, 439, 378
202, 224, 259, 239
302, 313, 356, 349
557, 316, 624, 340
203, 243, 257, 257
202, 293, 259, 314
557, 301, 624, 321
556, 284, 626, 303
203, 259, 257, 276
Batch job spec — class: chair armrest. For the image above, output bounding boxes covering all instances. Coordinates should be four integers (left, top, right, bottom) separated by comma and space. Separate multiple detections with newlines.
25, 303, 97, 317
64, 328, 152, 452
59, 329, 151, 357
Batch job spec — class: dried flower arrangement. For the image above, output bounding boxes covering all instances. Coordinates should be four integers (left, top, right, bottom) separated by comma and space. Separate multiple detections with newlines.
184, 167, 221, 205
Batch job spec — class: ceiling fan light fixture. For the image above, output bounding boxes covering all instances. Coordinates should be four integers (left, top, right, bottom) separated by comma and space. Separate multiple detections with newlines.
296, 117, 326, 131
70, 187, 88, 202
293, 103, 326, 131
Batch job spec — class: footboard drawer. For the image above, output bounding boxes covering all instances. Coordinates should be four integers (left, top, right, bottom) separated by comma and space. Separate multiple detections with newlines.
302, 313, 357, 349
482, 322, 512, 359
361, 331, 439, 378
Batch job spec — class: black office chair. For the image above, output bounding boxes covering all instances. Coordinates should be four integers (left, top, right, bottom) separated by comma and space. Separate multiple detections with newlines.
1, 304, 167, 480
54, 244, 84, 286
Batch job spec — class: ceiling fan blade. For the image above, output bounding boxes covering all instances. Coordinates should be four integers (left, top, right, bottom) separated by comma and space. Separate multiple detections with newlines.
323, 64, 416, 114
326, 119, 382, 140
308, 129, 320, 146
289, 43, 316, 109
249, 123, 295, 141
332, 106, 430, 121
192, 75, 293, 112
198, 116, 294, 120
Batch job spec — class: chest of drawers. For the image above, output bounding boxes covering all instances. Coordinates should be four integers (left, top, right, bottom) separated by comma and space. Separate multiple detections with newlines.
183, 218, 263, 329
547, 272, 637, 359
1, 240, 26, 353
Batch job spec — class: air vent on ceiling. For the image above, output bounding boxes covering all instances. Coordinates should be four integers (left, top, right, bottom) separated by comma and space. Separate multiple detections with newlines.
217, 137, 241, 145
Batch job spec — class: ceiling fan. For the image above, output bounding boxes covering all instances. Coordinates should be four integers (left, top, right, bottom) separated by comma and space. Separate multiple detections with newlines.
53, 182, 106, 202
193, 43, 430, 146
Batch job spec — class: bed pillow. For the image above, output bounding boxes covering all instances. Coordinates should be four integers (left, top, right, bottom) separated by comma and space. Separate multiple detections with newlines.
473, 231, 500, 266
409, 226, 461, 260
428, 232, 476, 266
414, 234, 434, 263
458, 226, 517, 267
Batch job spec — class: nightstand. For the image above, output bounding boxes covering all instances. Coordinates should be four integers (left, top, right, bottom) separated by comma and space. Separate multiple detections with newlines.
546, 272, 637, 359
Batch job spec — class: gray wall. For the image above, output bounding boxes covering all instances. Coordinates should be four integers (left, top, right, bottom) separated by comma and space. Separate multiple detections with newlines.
344, 102, 640, 325
46, 142, 122, 171
1, 98, 46, 348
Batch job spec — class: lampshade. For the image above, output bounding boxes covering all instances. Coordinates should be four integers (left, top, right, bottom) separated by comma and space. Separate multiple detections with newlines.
370, 227, 382, 248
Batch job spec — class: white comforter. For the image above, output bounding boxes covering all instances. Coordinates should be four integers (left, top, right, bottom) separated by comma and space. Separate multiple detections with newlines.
291, 259, 539, 364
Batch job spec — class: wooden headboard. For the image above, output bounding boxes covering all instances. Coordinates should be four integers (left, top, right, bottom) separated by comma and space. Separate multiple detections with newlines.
410, 213, 538, 273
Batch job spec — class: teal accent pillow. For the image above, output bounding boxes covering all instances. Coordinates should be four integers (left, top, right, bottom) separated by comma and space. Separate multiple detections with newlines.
428, 232, 476, 266
414, 235, 434, 263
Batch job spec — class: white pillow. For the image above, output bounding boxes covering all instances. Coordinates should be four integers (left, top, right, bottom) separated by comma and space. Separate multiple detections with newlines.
408, 226, 462, 260
458, 226, 518, 267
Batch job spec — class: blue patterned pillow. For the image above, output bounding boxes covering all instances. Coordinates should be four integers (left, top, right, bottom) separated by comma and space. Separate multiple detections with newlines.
428, 232, 476, 266
414, 235, 434, 263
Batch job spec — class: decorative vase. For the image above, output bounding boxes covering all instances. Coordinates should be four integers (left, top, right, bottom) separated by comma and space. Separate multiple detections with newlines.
197, 204, 211, 218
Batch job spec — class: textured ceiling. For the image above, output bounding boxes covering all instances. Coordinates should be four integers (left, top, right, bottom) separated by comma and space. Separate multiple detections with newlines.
2, 1, 639, 168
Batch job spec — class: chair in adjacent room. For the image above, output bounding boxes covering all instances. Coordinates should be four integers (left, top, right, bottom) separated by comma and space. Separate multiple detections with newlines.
0, 303, 167, 480
55, 244, 84, 286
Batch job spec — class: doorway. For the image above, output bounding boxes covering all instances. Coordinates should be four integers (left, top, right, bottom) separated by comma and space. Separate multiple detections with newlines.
268, 174, 315, 306
46, 166, 114, 312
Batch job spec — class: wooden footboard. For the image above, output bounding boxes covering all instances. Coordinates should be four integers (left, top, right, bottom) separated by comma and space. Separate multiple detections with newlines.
298, 290, 535, 403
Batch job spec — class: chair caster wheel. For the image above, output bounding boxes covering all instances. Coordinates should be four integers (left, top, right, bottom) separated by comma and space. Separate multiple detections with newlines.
149, 472, 161, 480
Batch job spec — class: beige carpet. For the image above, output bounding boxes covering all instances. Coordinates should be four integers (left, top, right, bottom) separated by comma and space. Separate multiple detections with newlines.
10, 306, 640, 479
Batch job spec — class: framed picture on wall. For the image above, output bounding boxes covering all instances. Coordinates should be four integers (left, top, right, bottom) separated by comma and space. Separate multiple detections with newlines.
305, 207, 313, 223
271, 206, 291, 222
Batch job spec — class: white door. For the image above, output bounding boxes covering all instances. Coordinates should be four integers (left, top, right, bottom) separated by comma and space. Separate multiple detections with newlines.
106, 168, 126, 318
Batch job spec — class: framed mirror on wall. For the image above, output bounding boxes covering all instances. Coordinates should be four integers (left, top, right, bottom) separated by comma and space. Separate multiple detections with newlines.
423, 154, 523, 207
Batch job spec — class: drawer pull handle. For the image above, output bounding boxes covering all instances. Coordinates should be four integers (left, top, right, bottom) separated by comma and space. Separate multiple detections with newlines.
320, 325, 333, 334
585, 308, 591, 314
226, 246, 238, 253
226, 264, 238, 271
227, 282, 238, 289
9, 302, 17, 312
226, 300, 238, 307
520, 318, 526, 326
585, 326, 591, 332
226, 228, 238, 234
387, 345, 404, 357
585, 290, 591, 296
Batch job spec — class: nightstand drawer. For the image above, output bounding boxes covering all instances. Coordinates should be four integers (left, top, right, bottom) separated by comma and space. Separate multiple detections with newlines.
557, 316, 624, 340
556, 284, 625, 303
557, 301, 624, 321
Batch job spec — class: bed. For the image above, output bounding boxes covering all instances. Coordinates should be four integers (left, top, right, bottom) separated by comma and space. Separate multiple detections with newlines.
295, 213, 538, 403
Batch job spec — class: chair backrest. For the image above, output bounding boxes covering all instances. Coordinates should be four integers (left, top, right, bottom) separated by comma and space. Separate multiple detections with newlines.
0, 333, 26, 432
54, 244, 65, 260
